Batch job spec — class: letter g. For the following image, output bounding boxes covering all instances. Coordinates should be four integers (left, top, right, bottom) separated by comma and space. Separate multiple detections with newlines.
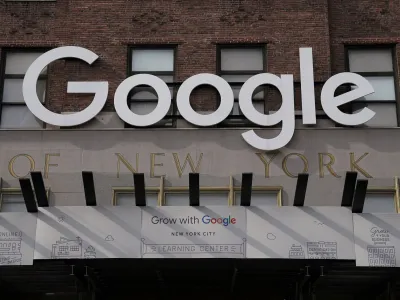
202, 215, 211, 224
239, 73, 295, 150
23, 46, 108, 127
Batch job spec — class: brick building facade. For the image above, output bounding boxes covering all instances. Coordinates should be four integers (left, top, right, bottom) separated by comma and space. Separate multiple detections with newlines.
1, 1, 400, 299
0, 0, 398, 121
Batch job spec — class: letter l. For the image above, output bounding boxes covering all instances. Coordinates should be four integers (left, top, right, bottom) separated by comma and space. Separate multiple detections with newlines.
300, 48, 317, 124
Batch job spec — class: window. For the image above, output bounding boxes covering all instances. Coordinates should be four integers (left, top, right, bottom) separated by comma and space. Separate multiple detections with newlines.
363, 189, 397, 213
128, 47, 175, 127
347, 47, 398, 127
0, 193, 26, 212
114, 191, 159, 206
0, 188, 50, 212
217, 45, 265, 126
164, 191, 229, 206
233, 188, 282, 206
112, 184, 280, 207
0, 51, 48, 128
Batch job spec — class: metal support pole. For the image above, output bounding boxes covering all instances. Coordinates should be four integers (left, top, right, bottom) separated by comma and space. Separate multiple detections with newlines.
230, 268, 238, 293
387, 280, 396, 300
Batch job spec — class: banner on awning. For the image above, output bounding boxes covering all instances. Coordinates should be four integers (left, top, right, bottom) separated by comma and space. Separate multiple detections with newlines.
246, 207, 355, 260
141, 206, 246, 258
34, 207, 142, 260
353, 213, 400, 267
1, 205, 400, 264
0, 213, 37, 266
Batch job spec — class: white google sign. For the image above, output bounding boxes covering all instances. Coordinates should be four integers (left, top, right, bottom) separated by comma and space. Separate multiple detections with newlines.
23, 46, 375, 151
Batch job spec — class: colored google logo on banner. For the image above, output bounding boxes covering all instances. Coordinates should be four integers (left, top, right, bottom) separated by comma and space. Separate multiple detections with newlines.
202, 215, 236, 226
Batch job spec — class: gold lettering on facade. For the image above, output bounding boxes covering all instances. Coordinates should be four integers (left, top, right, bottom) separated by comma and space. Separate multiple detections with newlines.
44, 153, 60, 179
116, 153, 139, 178
282, 153, 309, 178
173, 153, 203, 177
255, 153, 278, 178
8, 154, 35, 178
350, 153, 372, 178
150, 153, 165, 178
318, 153, 341, 178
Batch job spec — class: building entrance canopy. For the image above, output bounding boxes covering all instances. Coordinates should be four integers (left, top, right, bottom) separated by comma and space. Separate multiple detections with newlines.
0, 130, 400, 268
1, 204, 399, 268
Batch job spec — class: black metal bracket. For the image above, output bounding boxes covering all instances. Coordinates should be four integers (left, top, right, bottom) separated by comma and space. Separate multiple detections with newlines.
19, 178, 38, 213
293, 173, 309, 207
341, 171, 358, 207
352, 179, 368, 213
133, 173, 146, 206
189, 173, 200, 206
240, 173, 253, 206
82, 171, 97, 206
30, 171, 49, 207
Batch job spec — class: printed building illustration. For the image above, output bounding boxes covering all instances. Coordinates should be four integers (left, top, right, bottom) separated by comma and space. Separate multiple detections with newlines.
289, 245, 305, 259
0, 236, 22, 266
367, 246, 396, 267
84, 246, 97, 259
307, 242, 338, 259
51, 237, 83, 259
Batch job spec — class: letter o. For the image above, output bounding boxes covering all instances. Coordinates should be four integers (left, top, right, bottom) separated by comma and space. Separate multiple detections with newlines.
176, 74, 234, 126
282, 153, 309, 178
114, 74, 172, 126
8, 154, 35, 178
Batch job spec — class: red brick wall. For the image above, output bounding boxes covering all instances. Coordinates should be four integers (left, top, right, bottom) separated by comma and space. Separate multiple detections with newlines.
329, 0, 400, 73
0, 0, 397, 114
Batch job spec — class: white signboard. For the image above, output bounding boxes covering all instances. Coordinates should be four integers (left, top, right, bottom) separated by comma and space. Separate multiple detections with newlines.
0, 213, 37, 266
141, 206, 246, 258
246, 207, 355, 260
353, 214, 400, 267
34, 207, 142, 260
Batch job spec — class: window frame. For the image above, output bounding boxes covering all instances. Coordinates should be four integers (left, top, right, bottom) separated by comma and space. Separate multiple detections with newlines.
112, 188, 160, 206
126, 45, 178, 128
233, 186, 282, 206
0, 187, 50, 212
0, 189, 26, 212
216, 44, 267, 127
163, 188, 230, 206
0, 47, 50, 129
344, 44, 400, 127
364, 186, 398, 214
111, 179, 283, 207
